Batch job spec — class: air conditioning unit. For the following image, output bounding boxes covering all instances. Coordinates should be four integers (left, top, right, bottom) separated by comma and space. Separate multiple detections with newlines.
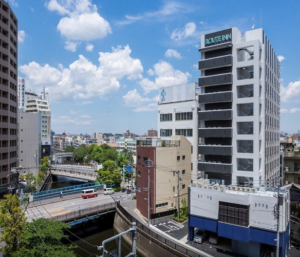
231, 186, 236, 191
228, 185, 232, 190
237, 187, 242, 191
213, 185, 219, 190
251, 188, 257, 193
208, 186, 213, 190
246, 187, 251, 192
241, 187, 246, 192
203, 185, 208, 189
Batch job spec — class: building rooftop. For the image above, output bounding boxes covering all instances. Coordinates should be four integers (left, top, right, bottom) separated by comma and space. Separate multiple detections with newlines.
137, 138, 180, 148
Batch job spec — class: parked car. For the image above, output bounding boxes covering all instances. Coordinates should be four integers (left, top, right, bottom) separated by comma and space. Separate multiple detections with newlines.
82, 189, 98, 199
104, 188, 114, 195
194, 229, 208, 244
209, 233, 219, 245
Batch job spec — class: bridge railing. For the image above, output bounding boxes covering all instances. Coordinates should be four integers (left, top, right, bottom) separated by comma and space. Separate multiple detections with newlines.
33, 182, 105, 201
52, 202, 116, 222
116, 202, 208, 257
51, 169, 98, 178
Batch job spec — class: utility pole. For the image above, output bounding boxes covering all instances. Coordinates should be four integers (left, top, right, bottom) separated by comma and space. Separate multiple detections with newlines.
175, 170, 181, 220
144, 159, 154, 227
275, 176, 280, 257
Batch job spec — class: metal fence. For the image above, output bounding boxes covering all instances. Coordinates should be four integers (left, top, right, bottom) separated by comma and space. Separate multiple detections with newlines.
33, 181, 105, 201
51, 202, 116, 222
116, 202, 207, 257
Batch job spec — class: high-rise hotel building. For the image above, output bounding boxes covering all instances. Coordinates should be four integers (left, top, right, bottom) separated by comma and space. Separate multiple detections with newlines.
0, 0, 18, 194
198, 28, 280, 188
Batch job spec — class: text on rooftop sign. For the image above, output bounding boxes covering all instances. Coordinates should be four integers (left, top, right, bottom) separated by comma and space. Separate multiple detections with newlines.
205, 29, 232, 46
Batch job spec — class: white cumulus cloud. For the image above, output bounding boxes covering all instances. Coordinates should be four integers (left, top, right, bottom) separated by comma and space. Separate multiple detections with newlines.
289, 108, 300, 114
123, 89, 151, 107
139, 61, 190, 94
164, 49, 182, 59
281, 81, 300, 102
280, 108, 288, 114
65, 41, 78, 52
171, 22, 196, 41
18, 30, 26, 43
46, 0, 111, 51
278, 55, 285, 62
19, 45, 143, 101
86, 43, 94, 52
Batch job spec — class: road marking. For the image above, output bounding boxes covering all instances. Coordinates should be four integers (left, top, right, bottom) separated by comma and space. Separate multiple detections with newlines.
51, 211, 70, 217
44, 207, 64, 213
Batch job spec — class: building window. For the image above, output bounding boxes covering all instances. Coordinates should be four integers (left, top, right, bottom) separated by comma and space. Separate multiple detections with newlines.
182, 155, 186, 160
138, 156, 141, 162
237, 103, 253, 116
237, 159, 253, 172
160, 129, 172, 137
143, 157, 148, 166
237, 84, 253, 98
219, 202, 249, 227
138, 187, 141, 192
182, 170, 185, 175
175, 129, 193, 137
175, 112, 193, 121
237, 140, 253, 153
182, 184, 185, 189
177, 156, 180, 162
237, 122, 253, 135
156, 202, 168, 208
138, 171, 141, 177
173, 186, 175, 192
237, 46, 254, 62
160, 113, 172, 122
237, 66, 254, 80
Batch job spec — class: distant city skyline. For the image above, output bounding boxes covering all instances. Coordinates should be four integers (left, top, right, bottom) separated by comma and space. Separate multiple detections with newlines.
13, 0, 300, 134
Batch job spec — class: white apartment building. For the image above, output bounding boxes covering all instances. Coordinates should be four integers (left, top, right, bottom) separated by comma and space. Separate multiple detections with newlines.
25, 88, 51, 142
18, 78, 25, 111
157, 83, 199, 180
116, 138, 137, 153
198, 28, 280, 188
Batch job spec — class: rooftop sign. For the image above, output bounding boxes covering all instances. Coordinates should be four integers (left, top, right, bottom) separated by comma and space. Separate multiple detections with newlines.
205, 28, 232, 47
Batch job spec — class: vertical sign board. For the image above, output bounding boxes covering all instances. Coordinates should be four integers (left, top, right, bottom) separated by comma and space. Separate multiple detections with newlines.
204, 28, 232, 47
159, 83, 196, 104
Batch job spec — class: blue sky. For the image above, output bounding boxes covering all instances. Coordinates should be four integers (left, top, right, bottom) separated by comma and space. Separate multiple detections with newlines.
12, 0, 300, 135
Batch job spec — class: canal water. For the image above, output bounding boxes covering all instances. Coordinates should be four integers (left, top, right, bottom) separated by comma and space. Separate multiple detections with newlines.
49, 175, 132, 256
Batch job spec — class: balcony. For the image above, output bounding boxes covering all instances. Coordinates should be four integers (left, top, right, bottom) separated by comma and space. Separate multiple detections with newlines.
237, 140, 253, 154
198, 145, 232, 155
198, 110, 232, 120
199, 92, 232, 104
198, 74, 232, 87
198, 162, 232, 174
237, 159, 253, 172
198, 55, 232, 70
199, 128, 232, 138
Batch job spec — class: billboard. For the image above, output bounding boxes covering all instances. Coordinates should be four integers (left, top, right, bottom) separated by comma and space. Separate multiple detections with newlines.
158, 83, 196, 104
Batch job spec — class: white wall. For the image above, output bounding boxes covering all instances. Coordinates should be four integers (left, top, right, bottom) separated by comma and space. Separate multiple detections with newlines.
158, 100, 199, 180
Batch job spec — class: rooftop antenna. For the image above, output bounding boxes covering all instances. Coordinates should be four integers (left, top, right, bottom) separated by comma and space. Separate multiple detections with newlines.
251, 17, 256, 30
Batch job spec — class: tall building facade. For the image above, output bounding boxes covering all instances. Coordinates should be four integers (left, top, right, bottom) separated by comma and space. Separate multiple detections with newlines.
18, 77, 25, 111
198, 28, 280, 188
158, 83, 199, 180
24, 88, 51, 142
0, 0, 18, 194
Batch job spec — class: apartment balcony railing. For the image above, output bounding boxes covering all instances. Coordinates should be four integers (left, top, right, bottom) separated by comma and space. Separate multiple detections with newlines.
237, 164, 253, 172
199, 92, 232, 104
198, 145, 232, 156
198, 110, 232, 120
198, 161, 232, 174
198, 128, 232, 138
198, 55, 232, 70
238, 128, 253, 135
198, 73, 232, 87
237, 146, 253, 154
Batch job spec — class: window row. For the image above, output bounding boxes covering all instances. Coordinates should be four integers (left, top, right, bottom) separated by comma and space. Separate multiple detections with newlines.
160, 112, 193, 122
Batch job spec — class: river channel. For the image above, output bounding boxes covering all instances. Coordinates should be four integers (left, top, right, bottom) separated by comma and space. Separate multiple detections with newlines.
49, 175, 132, 257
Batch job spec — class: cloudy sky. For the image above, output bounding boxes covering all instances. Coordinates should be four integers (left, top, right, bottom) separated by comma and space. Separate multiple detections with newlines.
13, 0, 300, 134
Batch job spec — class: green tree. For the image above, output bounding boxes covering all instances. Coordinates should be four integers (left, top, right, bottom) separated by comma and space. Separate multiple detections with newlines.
64, 145, 75, 153
0, 194, 26, 255
102, 160, 118, 173
117, 154, 129, 167
13, 218, 76, 257
73, 144, 88, 163
98, 170, 113, 183
26, 173, 36, 192
111, 170, 122, 187
37, 171, 45, 185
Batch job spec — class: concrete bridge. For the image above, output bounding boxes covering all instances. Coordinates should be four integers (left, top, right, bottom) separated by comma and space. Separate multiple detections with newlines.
50, 164, 98, 181
26, 191, 116, 223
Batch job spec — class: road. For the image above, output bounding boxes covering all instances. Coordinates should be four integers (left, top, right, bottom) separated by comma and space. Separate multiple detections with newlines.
25, 190, 132, 222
